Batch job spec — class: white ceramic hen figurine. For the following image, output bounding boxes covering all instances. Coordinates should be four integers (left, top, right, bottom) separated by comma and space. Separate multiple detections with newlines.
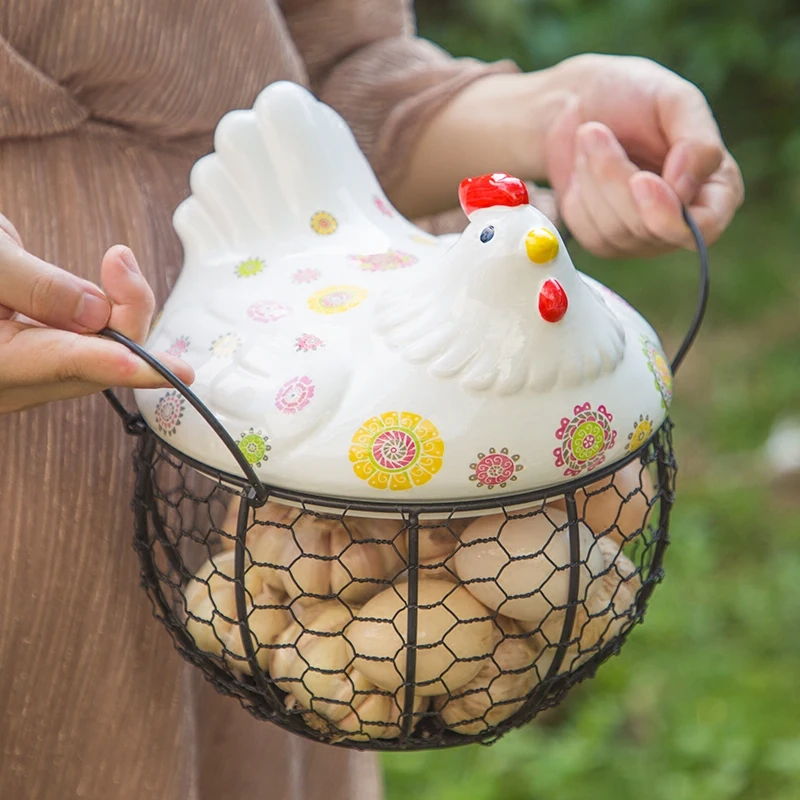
375, 174, 626, 395
135, 82, 673, 504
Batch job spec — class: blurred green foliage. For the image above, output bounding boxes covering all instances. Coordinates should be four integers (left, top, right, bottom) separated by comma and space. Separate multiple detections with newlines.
416, 0, 800, 201
383, 4, 800, 799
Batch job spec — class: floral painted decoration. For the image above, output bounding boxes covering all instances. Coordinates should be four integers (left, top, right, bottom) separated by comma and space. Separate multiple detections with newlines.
553, 402, 617, 477
469, 448, 523, 489
626, 414, 653, 452
307, 285, 368, 314
209, 332, 242, 357
295, 333, 325, 352
408, 233, 437, 247
373, 196, 394, 217
310, 211, 337, 235
234, 257, 265, 278
247, 299, 292, 323
166, 335, 190, 358
236, 428, 271, 467
350, 411, 444, 490
641, 335, 673, 409
348, 249, 418, 272
153, 390, 185, 437
292, 267, 321, 284
275, 375, 315, 414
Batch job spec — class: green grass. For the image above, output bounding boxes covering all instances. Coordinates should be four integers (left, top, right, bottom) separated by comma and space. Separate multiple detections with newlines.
383, 206, 800, 799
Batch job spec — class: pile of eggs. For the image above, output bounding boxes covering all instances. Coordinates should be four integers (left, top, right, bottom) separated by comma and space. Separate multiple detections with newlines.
182, 462, 653, 741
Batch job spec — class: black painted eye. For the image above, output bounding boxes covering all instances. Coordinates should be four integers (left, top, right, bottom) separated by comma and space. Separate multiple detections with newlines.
479, 225, 495, 243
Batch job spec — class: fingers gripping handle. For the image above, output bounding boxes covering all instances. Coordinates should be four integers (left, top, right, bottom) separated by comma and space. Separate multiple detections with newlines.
98, 328, 269, 505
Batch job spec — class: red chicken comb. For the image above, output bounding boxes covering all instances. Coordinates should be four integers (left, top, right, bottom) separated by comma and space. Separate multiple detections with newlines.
458, 173, 529, 216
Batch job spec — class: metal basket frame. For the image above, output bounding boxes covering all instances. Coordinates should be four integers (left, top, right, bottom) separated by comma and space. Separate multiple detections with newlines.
101, 209, 708, 750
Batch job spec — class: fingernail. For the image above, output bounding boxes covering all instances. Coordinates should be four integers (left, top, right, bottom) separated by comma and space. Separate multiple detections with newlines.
119, 247, 140, 274
631, 179, 655, 210
74, 293, 110, 329
674, 174, 698, 203
581, 127, 607, 154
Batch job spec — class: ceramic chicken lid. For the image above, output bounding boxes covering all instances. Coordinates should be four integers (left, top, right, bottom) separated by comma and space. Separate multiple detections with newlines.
134, 82, 673, 503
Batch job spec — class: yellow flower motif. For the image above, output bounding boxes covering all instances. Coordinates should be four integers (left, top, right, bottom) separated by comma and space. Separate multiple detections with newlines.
307, 285, 368, 314
626, 414, 654, 452
350, 411, 444, 491
210, 332, 242, 357
310, 211, 338, 235
234, 257, 265, 278
409, 234, 437, 246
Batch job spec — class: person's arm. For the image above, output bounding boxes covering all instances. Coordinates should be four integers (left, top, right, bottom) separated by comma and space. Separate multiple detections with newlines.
397, 54, 743, 254
281, 0, 521, 210
283, 2, 742, 255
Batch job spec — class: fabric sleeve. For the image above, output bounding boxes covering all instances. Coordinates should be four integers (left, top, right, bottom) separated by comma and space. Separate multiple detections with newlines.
280, 0, 519, 189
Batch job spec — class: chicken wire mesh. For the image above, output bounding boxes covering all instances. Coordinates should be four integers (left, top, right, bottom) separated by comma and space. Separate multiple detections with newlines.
127, 420, 675, 750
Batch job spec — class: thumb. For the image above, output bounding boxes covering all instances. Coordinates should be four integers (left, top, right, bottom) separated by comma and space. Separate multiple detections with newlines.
101, 245, 155, 344
544, 95, 582, 197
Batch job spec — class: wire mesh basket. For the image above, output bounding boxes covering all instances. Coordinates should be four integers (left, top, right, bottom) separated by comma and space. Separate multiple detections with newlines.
102, 210, 707, 751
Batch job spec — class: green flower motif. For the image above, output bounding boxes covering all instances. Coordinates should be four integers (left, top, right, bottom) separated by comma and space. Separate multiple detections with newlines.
236, 428, 271, 467
235, 258, 265, 278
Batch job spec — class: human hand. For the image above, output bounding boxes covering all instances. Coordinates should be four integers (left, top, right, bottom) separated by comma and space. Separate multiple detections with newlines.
540, 54, 744, 257
0, 214, 194, 414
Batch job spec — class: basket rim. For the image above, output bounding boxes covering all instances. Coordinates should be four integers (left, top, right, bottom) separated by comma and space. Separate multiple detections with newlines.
145, 417, 673, 519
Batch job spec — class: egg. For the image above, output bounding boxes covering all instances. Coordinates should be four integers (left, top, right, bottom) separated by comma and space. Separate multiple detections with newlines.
222, 583, 291, 674
523, 536, 642, 673
183, 549, 269, 657
346, 579, 493, 696
453, 510, 604, 625
269, 601, 367, 722
329, 528, 387, 605
304, 690, 429, 742
550, 461, 656, 545
434, 616, 551, 734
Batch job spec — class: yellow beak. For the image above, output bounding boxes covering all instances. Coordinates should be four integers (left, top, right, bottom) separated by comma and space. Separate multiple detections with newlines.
525, 227, 559, 264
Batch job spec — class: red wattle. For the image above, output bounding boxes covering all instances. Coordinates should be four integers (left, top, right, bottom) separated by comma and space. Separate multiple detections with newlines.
538, 279, 568, 322
458, 173, 529, 216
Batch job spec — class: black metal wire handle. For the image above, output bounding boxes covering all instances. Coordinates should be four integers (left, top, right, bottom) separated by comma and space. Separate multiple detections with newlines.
99, 329, 269, 505
100, 205, 707, 503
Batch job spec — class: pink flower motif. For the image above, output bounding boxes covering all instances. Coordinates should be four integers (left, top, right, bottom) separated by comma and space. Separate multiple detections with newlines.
469, 448, 522, 489
373, 196, 394, 218
371, 429, 417, 470
275, 375, 315, 414
348, 249, 418, 272
292, 268, 321, 284
553, 403, 617, 477
153, 391, 185, 436
166, 336, 190, 358
247, 300, 291, 323
295, 333, 325, 352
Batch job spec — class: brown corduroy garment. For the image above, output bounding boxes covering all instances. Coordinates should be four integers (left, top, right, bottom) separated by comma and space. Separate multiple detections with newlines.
0, 2, 519, 798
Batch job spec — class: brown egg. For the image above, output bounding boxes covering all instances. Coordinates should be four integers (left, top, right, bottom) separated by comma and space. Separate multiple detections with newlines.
329, 528, 387, 605
550, 460, 656, 545
332, 691, 429, 742
269, 601, 366, 722
454, 510, 604, 624
222, 583, 291, 675
346, 579, 493, 696
435, 616, 551, 734
523, 536, 642, 673
183, 550, 252, 657
349, 517, 407, 580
